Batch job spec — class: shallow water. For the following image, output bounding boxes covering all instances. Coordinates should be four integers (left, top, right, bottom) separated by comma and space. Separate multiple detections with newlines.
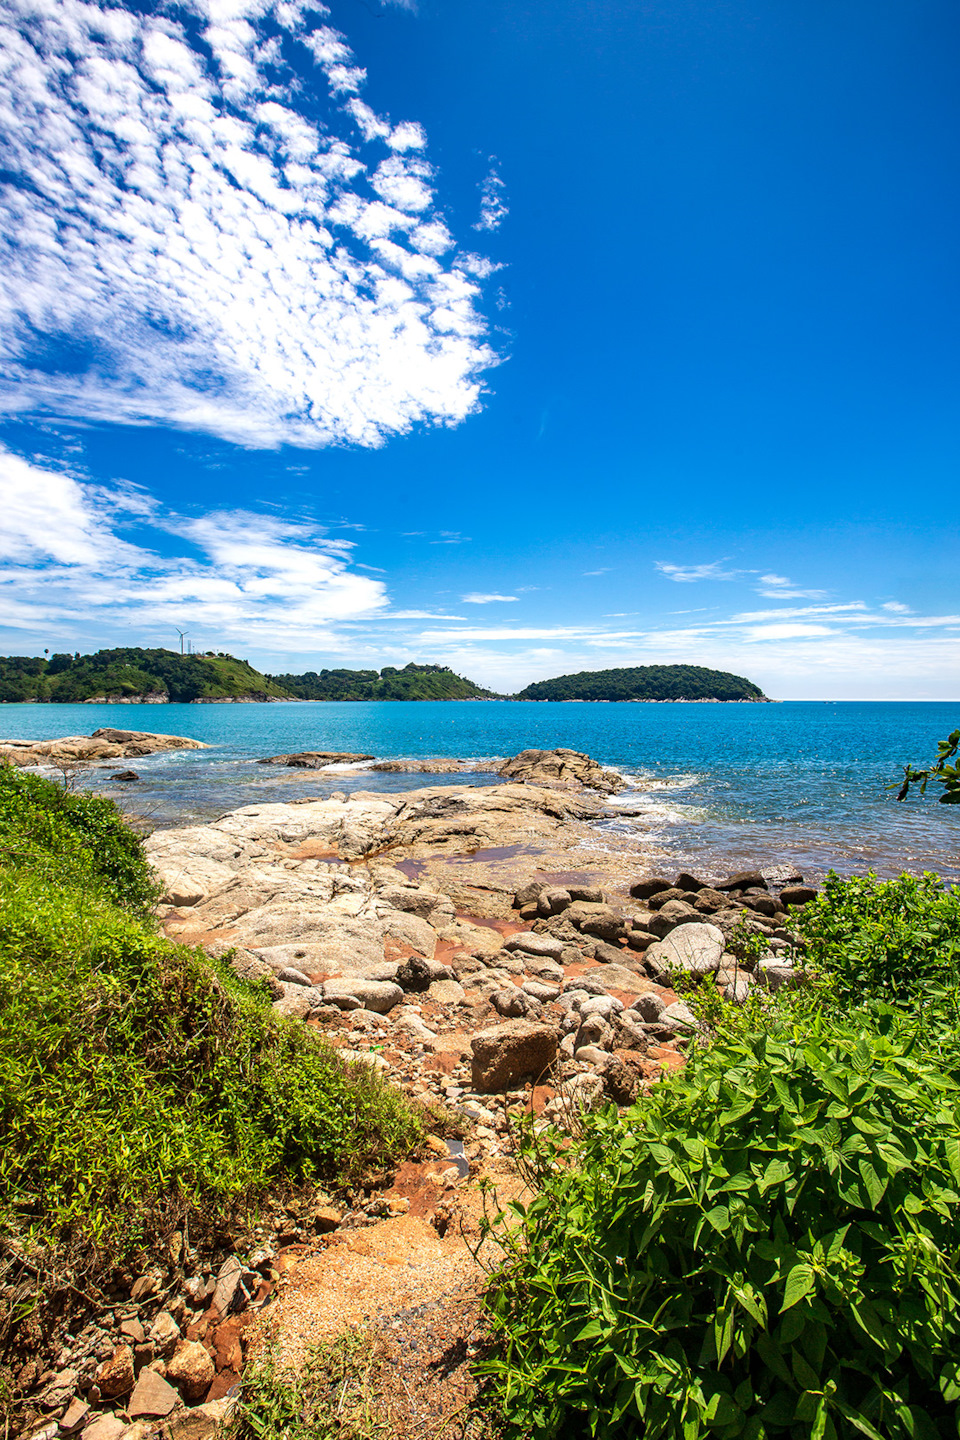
1, 699, 957, 880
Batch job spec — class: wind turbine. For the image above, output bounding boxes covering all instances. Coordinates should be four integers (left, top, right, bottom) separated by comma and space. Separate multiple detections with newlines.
175, 628, 189, 655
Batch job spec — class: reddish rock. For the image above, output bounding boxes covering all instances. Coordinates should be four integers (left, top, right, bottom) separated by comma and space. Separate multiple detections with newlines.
470, 1019, 559, 1093
166, 1342, 215, 1403
94, 1345, 134, 1399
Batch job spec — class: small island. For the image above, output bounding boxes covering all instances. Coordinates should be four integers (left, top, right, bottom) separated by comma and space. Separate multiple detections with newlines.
515, 664, 770, 703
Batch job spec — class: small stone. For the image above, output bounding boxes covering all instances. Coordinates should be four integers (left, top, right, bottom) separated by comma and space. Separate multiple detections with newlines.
129, 1271, 162, 1302
127, 1369, 179, 1418
165, 1341, 215, 1403
311, 1205, 343, 1233
579, 994, 623, 1020
148, 1312, 180, 1358
573, 1045, 612, 1068
427, 979, 465, 1005
94, 1347, 134, 1400
632, 992, 667, 1022
575, 1013, 613, 1050
662, 1001, 699, 1031
40, 1369, 78, 1411
211, 1257, 244, 1318
537, 886, 572, 916
59, 1398, 89, 1432
81, 1418, 125, 1440
491, 987, 542, 1020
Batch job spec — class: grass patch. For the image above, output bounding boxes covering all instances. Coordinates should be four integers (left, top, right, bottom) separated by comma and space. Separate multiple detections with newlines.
240, 1335, 385, 1440
0, 766, 423, 1257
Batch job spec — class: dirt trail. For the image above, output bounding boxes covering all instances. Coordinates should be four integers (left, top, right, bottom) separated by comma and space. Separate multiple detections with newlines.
254, 1156, 529, 1438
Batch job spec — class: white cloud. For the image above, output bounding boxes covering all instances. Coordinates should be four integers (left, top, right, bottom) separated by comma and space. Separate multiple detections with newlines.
474, 162, 507, 232
756, 573, 828, 600
0, 446, 387, 648
656, 560, 740, 583
462, 593, 518, 604
883, 601, 911, 613
743, 623, 836, 641
583, 568, 611, 577
0, 0, 495, 449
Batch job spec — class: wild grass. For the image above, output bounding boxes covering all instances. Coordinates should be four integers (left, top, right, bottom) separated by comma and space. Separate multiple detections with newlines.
0, 765, 422, 1257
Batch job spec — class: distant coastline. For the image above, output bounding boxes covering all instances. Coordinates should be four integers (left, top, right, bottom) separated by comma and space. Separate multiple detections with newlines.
0, 649, 772, 705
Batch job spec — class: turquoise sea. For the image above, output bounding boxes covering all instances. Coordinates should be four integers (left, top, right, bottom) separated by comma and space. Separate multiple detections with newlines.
1, 700, 958, 881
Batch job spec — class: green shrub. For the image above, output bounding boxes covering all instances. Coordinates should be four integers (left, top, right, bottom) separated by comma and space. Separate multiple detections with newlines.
481, 1008, 960, 1439
797, 872, 960, 1007
0, 771, 422, 1253
0, 764, 157, 913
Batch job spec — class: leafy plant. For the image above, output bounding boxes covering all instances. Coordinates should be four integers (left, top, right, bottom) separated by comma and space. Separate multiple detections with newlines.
796, 871, 960, 1008
0, 764, 158, 913
480, 1007, 960, 1439
893, 730, 960, 804
239, 1334, 384, 1440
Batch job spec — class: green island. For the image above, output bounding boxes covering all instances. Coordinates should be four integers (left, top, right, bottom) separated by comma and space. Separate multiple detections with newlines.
0, 648, 290, 704
516, 663, 769, 702
265, 661, 495, 701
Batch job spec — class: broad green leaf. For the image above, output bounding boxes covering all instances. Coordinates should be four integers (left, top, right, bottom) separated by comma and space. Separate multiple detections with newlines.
781, 1263, 816, 1312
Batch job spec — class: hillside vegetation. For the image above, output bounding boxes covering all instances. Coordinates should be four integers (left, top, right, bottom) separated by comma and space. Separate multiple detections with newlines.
0, 648, 292, 703
0, 768, 421, 1256
515, 664, 768, 702
268, 661, 495, 701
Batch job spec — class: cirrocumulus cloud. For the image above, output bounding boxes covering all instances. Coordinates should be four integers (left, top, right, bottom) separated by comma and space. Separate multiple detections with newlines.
0, 0, 496, 448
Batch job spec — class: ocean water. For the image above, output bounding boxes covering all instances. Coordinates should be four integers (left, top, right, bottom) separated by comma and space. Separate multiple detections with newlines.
1, 700, 958, 881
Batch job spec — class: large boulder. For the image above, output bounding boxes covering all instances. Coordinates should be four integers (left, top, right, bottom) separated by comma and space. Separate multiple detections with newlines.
491, 987, 543, 1020
577, 964, 652, 996
321, 977, 403, 1013
629, 876, 673, 900
648, 899, 700, 936
503, 932, 565, 960
471, 1019, 559, 1092
496, 748, 626, 794
645, 923, 724, 979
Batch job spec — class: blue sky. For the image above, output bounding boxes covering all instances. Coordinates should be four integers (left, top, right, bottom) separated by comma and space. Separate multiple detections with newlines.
1, 0, 957, 697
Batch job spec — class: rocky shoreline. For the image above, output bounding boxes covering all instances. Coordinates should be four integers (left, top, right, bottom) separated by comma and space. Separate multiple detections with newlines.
11, 748, 820, 1440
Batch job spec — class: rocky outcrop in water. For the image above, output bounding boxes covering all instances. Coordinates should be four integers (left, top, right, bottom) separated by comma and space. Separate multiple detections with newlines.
495, 747, 626, 793
257, 751, 374, 768
0, 729, 207, 766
